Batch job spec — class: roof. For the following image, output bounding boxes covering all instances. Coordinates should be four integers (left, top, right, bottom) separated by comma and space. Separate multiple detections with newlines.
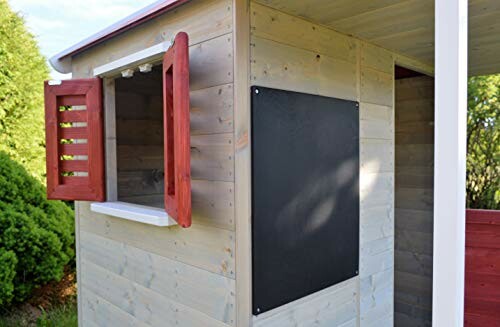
49, 0, 189, 74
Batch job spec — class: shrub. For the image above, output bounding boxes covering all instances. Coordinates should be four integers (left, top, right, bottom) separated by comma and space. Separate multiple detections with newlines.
0, 151, 74, 306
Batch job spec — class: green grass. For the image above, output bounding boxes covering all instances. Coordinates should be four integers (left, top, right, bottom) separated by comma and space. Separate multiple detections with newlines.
0, 301, 77, 327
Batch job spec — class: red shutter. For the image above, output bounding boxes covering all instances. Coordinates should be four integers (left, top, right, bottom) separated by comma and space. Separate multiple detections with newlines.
44, 78, 105, 201
163, 32, 192, 228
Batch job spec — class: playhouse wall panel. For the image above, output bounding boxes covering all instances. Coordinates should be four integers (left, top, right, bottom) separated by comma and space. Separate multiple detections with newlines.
72, 0, 236, 326
67, 0, 438, 324
80, 231, 236, 324
80, 260, 230, 327
250, 3, 396, 326
71, 0, 233, 77
394, 75, 434, 327
78, 204, 235, 277
251, 37, 358, 101
81, 288, 149, 327
78, 203, 236, 326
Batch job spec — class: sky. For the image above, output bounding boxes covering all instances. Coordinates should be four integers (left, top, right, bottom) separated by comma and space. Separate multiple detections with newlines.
9, 0, 153, 79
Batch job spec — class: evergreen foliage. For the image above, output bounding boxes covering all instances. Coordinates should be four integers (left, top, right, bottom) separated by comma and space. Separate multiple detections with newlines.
0, 0, 49, 181
0, 151, 74, 306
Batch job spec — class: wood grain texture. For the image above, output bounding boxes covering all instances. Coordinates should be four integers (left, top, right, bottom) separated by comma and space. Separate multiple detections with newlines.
251, 2, 357, 63
465, 209, 500, 326
162, 31, 192, 227
68, 0, 445, 325
81, 260, 231, 327
117, 133, 234, 182
79, 202, 235, 279
81, 288, 149, 327
71, 0, 234, 77
80, 231, 236, 325
190, 84, 234, 135
249, 3, 400, 326
358, 33, 395, 327
394, 75, 434, 327
251, 36, 357, 101
253, 278, 358, 327
44, 78, 105, 201
253, 0, 500, 76
233, 0, 252, 325
71, 1, 238, 326
117, 173, 235, 230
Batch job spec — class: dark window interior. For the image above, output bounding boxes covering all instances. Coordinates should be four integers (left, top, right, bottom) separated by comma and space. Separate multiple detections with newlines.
115, 65, 165, 208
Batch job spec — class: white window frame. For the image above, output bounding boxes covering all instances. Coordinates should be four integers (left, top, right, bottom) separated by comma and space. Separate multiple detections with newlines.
90, 41, 177, 227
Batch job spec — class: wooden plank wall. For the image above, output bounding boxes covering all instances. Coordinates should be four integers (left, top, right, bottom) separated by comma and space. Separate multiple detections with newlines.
72, 0, 237, 326
394, 75, 434, 326
465, 209, 500, 326
250, 3, 398, 326
114, 67, 164, 205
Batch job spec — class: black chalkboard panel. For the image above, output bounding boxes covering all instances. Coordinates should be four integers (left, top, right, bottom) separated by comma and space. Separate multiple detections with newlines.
251, 86, 359, 315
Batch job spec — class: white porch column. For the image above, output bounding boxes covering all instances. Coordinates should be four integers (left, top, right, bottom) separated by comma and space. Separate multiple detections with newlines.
433, 0, 468, 326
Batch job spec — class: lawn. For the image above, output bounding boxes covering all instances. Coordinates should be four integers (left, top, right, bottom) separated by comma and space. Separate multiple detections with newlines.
0, 301, 77, 327
0, 269, 77, 327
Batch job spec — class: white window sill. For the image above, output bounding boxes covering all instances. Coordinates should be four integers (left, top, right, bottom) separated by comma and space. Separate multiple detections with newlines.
90, 201, 177, 227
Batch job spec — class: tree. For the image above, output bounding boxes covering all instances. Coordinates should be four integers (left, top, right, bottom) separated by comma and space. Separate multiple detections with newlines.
467, 74, 500, 209
0, 0, 49, 181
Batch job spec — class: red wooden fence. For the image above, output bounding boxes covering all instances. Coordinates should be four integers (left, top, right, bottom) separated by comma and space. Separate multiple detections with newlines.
465, 209, 500, 326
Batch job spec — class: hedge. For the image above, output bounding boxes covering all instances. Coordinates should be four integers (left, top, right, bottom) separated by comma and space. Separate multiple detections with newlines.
0, 151, 74, 305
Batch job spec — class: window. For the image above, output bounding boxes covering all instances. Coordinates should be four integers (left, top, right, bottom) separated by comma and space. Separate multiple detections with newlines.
47, 33, 191, 227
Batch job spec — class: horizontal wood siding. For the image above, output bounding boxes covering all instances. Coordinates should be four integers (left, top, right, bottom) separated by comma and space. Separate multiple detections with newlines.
73, 0, 236, 326
250, 3, 399, 326
465, 209, 500, 326
394, 75, 434, 327
69, 0, 437, 325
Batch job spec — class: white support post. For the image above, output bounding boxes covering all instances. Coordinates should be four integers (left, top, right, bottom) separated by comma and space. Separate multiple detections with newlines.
433, 0, 468, 326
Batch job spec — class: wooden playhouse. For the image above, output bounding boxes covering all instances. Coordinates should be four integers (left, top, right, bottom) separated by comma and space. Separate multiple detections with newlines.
44, 0, 485, 326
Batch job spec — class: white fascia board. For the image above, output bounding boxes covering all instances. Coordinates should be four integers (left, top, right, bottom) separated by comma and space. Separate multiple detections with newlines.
91, 201, 177, 227
93, 41, 172, 77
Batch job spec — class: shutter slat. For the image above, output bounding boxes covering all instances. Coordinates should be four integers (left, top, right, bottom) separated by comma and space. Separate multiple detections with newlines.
60, 143, 88, 155
59, 110, 88, 123
60, 160, 88, 172
59, 127, 88, 139
62, 176, 89, 185
58, 94, 86, 106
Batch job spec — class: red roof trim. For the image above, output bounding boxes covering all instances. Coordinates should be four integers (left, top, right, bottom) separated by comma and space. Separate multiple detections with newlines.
54, 0, 189, 61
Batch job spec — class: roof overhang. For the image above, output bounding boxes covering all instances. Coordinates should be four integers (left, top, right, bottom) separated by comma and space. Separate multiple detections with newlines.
49, 0, 189, 74
51, 0, 500, 77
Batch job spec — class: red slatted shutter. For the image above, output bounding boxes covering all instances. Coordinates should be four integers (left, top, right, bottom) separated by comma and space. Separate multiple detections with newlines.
44, 78, 105, 201
163, 32, 192, 227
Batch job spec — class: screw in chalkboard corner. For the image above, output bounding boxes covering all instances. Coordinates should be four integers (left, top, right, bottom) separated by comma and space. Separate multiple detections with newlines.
355, 270, 359, 275
255, 88, 259, 94
256, 308, 261, 313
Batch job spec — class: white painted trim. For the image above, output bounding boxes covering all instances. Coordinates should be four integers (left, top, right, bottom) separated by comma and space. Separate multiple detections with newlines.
432, 0, 468, 326
93, 40, 172, 77
90, 201, 177, 227
103, 78, 118, 201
